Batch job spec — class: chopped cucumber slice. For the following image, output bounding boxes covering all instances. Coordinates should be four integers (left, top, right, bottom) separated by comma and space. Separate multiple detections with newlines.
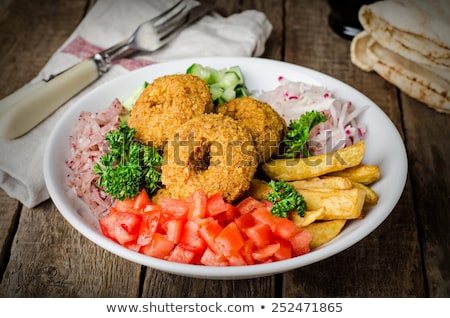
220, 72, 241, 88
186, 63, 249, 105
186, 64, 214, 83
222, 87, 237, 101
209, 85, 224, 101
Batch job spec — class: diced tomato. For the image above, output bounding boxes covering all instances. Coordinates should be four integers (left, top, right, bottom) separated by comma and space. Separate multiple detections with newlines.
99, 189, 313, 267
108, 207, 120, 214
124, 241, 141, 252
198, 219, 223, 254
114, 198, 135, 214
252, 243, 280, 262
167, 245, 196, 264
235, 196, 265, 214
207, 193, 229, 215
213, 207, 238, 226
179, 221, 206, 254
141, 233, 174, 259
99, 211, 141, 245
273, 217, 301, 241
244, 222, 274, 248
137, 211, 161, 246
114, 189, 153, 215
143, 203, 163, 213
226, 253, 248, 266
163, 219, 183, 244
235, 212, 256, 231
133, 188, 152, 211
224, 205, 239, 222
206, 192, 238, 224
273, 238, 292, 261
187, 190, 207, 220
160, 198, 189, 219
200, 248, 228, 266
215, 222, 245, 257
239, 240, 255, 265
290, 230, 313, 256
251, 206, 281, 231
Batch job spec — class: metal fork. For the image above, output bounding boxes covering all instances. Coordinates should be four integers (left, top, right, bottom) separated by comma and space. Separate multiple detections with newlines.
0, 0, 211, 139
93, 0, 197, 75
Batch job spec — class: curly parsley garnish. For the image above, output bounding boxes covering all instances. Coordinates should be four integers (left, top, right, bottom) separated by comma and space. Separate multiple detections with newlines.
265, 180, 306, 218
285, 110, 327, 158
93, 122, 162, 201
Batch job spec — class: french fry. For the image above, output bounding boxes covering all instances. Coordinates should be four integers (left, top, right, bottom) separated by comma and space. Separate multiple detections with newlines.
247, 178, 366, 220
248, 177, 354, 200
350, 180, 379, 205
326, 164, 380, 185
296, 188, 366, 220
304, 219, 347, 249
289, 176, 352, 190
248, 139, 378, 252
261, 141, 365, 181
290, 208, 326, 227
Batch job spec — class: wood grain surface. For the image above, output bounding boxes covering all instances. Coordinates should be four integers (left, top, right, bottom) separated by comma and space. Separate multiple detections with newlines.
0, 0, 448, 297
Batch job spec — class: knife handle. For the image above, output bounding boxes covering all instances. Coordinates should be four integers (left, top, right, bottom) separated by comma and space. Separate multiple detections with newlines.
0, 81, 47, 117
0, 59, 99, 140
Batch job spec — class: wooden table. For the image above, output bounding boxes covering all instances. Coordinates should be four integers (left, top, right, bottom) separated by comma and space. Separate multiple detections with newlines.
0, 0, 448, 297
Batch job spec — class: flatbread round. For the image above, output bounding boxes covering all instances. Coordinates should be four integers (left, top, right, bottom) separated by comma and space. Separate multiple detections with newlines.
351, 1, 450, 113
359, 0, 449, 68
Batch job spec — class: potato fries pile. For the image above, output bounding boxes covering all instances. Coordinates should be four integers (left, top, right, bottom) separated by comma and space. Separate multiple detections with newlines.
249, 141, 381, 249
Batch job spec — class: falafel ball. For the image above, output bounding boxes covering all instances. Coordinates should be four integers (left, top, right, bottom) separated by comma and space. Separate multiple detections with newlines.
216, 96, 288, 162
161, 113, 258, 202
127, 74, 214, 149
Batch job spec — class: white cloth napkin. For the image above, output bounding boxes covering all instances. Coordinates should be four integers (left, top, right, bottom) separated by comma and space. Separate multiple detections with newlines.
0, 0, 273, 208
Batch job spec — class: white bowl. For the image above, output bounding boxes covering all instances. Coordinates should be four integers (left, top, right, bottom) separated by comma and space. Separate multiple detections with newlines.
44, 57, 408, 279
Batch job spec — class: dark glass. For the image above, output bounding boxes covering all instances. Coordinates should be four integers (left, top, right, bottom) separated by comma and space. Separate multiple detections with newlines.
326, 0, 378, 40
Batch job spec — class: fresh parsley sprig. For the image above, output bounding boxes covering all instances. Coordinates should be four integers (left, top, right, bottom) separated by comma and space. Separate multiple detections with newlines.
93, 122, 162, 201
265, 180, 306, 218
285, 110, 327, 158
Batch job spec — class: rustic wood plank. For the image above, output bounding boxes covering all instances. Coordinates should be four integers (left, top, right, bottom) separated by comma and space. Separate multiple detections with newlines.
142, 272, 275, 297
280, 0, 424, 297
402, 95, 450, 297
0, 200, 142, 297
0, 190, 21, 279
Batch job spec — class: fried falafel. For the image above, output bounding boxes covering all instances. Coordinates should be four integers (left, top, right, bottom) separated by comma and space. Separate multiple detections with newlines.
161, 113, 258, 202
127, 74, 214, 149
216, 96, 287, 162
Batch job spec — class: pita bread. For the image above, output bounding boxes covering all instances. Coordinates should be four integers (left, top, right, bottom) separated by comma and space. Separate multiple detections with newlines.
351, 0, 450, 113
352, 31, 449, 113
359, 0, 449, 68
